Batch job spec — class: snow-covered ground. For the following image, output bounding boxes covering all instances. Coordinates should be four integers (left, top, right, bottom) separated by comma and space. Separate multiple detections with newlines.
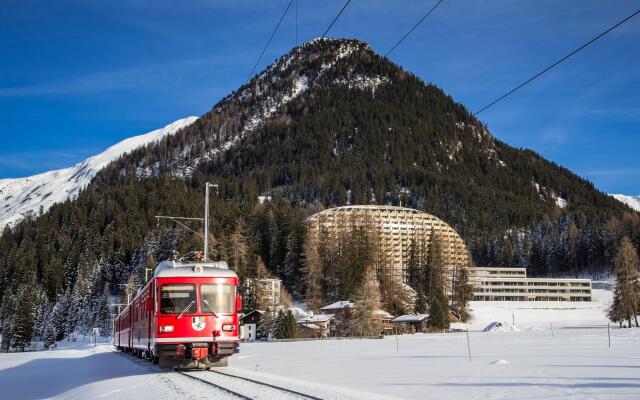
231, 287, 638, 400
0, 117, 197, 228
0, 342, 240, 400
2, 287, 638, 400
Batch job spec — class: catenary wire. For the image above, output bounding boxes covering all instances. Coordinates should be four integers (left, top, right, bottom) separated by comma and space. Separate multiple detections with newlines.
365, 0, 445, 75
321, 0, 353, 38
246, 0, 295, 83
472, 8, 640, 117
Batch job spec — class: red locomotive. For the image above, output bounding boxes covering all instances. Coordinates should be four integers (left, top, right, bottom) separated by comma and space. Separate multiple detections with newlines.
114, 260, 241, 368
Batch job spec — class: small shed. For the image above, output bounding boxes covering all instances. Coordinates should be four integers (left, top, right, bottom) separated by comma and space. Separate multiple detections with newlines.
392, 314, 429, 333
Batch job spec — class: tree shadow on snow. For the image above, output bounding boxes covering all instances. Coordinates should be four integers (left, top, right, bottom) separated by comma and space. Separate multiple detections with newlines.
0, 350, 153, 400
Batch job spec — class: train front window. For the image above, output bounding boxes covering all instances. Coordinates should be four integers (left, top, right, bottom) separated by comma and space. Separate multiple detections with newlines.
200, 284, 234, 314
160, 284, 196, 314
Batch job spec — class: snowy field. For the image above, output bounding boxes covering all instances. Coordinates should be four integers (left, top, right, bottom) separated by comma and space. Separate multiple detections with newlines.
2, 288, 639, 399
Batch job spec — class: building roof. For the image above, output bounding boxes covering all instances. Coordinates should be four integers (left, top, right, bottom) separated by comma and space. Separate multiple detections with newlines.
306, 314, 335, 323
240, 310, 264, 322
321, 301, 354, 311
373, 309, 394, 319
308, 205, 426, 220
392, 314, 429, 323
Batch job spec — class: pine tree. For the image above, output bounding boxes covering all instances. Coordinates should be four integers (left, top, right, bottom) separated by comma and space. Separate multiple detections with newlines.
284, 219, 306, 295
414, 289, 427, 314
405, 239, 422, 290
451, 265, 474, 322
608, 237, 640, 328
274, 310, 286, 339
285, 310, 297, 338
0, 293, 16, 352
11, 287, 36, 351
230, 221, 249, 277
423, 231, 446, 303
43, 318, 57, 350
33, 288, 52, 348
303, 231, 323, 312
257, 308, 275, 340
349, 267, 382, 336
427, 287, 449, 330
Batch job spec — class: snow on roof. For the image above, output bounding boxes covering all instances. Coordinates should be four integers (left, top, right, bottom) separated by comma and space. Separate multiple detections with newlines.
307, 314, 335, 323
240, 310, 265, 321
289, 307, 310, 320
392, 314, 429, 323
321, 301, 354, 310
373, 309, 394, 319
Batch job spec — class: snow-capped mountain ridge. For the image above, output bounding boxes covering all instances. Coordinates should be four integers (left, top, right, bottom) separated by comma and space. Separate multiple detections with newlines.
611, 194, 640, 212
0, 117, 198, 228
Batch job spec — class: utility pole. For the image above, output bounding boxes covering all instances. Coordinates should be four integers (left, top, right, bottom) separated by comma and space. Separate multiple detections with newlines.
156, 182, 218, 261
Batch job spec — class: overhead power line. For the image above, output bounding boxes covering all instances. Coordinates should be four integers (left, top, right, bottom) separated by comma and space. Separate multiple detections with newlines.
216, 0, 356, 179
472, 8, 640, 117
366, 0, 446, 75
383, 0, 445, 59
321, 0, 353, 38
247, 0, 295, 83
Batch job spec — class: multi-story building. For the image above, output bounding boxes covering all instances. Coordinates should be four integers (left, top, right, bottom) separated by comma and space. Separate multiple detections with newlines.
244, 277, 282, 309
306, 205, 592, 303
471, 267, 592, 302
306, 205, 470, 282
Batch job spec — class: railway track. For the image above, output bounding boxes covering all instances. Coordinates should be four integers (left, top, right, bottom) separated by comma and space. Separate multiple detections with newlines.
177, 369, 323, 400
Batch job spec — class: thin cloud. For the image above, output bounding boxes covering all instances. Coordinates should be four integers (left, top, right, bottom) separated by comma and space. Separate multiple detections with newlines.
0, 52, 251, 98
0, 149, 97, 177
585, 168, 640, 177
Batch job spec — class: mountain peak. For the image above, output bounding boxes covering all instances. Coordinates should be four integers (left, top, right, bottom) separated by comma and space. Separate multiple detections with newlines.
0, 117, 198, 228
144, 38, 394, 179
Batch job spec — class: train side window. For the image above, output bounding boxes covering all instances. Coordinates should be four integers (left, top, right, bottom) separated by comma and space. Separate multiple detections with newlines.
160, 284, 196, 314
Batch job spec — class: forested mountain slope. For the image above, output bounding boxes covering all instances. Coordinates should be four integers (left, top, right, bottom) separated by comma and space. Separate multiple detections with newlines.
1, 39, 638, 350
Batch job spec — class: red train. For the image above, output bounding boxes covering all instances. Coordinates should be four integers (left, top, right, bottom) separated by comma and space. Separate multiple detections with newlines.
114, 260, 241, 368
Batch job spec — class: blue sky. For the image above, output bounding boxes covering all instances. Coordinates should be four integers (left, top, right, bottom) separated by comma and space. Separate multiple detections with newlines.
1, 0, 638, 194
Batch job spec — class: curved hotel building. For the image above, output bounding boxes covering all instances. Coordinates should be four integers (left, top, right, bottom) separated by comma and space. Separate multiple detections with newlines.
307, 205, 591, 302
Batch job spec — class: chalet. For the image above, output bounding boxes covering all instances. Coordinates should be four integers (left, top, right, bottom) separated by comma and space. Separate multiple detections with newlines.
240, 310, 264, 341
392, 314, 429, 333
296, 313, 335, 338
373, 309, 395, 334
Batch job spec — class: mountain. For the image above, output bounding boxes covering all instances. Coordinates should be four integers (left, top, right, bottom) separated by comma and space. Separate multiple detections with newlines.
611, 194, 640, 212
1, 38, 638, 350
0, 117, 198, 228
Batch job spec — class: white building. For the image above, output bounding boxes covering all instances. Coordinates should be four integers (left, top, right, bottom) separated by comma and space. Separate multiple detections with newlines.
470, 267, 592, 302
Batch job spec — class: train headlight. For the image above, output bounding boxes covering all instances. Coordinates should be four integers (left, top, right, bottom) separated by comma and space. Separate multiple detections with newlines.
222, 324, 235, 332
159, 325, 174, 333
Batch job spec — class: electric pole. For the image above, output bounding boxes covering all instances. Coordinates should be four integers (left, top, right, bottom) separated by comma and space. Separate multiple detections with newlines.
155, 182, 218, 261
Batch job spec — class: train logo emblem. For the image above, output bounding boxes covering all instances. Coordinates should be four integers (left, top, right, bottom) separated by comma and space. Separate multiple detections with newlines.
192, 317, 206, 331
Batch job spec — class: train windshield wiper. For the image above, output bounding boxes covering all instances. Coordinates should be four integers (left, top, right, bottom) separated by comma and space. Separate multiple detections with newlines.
202, 299, 218, 318
176, 300, 195, 319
